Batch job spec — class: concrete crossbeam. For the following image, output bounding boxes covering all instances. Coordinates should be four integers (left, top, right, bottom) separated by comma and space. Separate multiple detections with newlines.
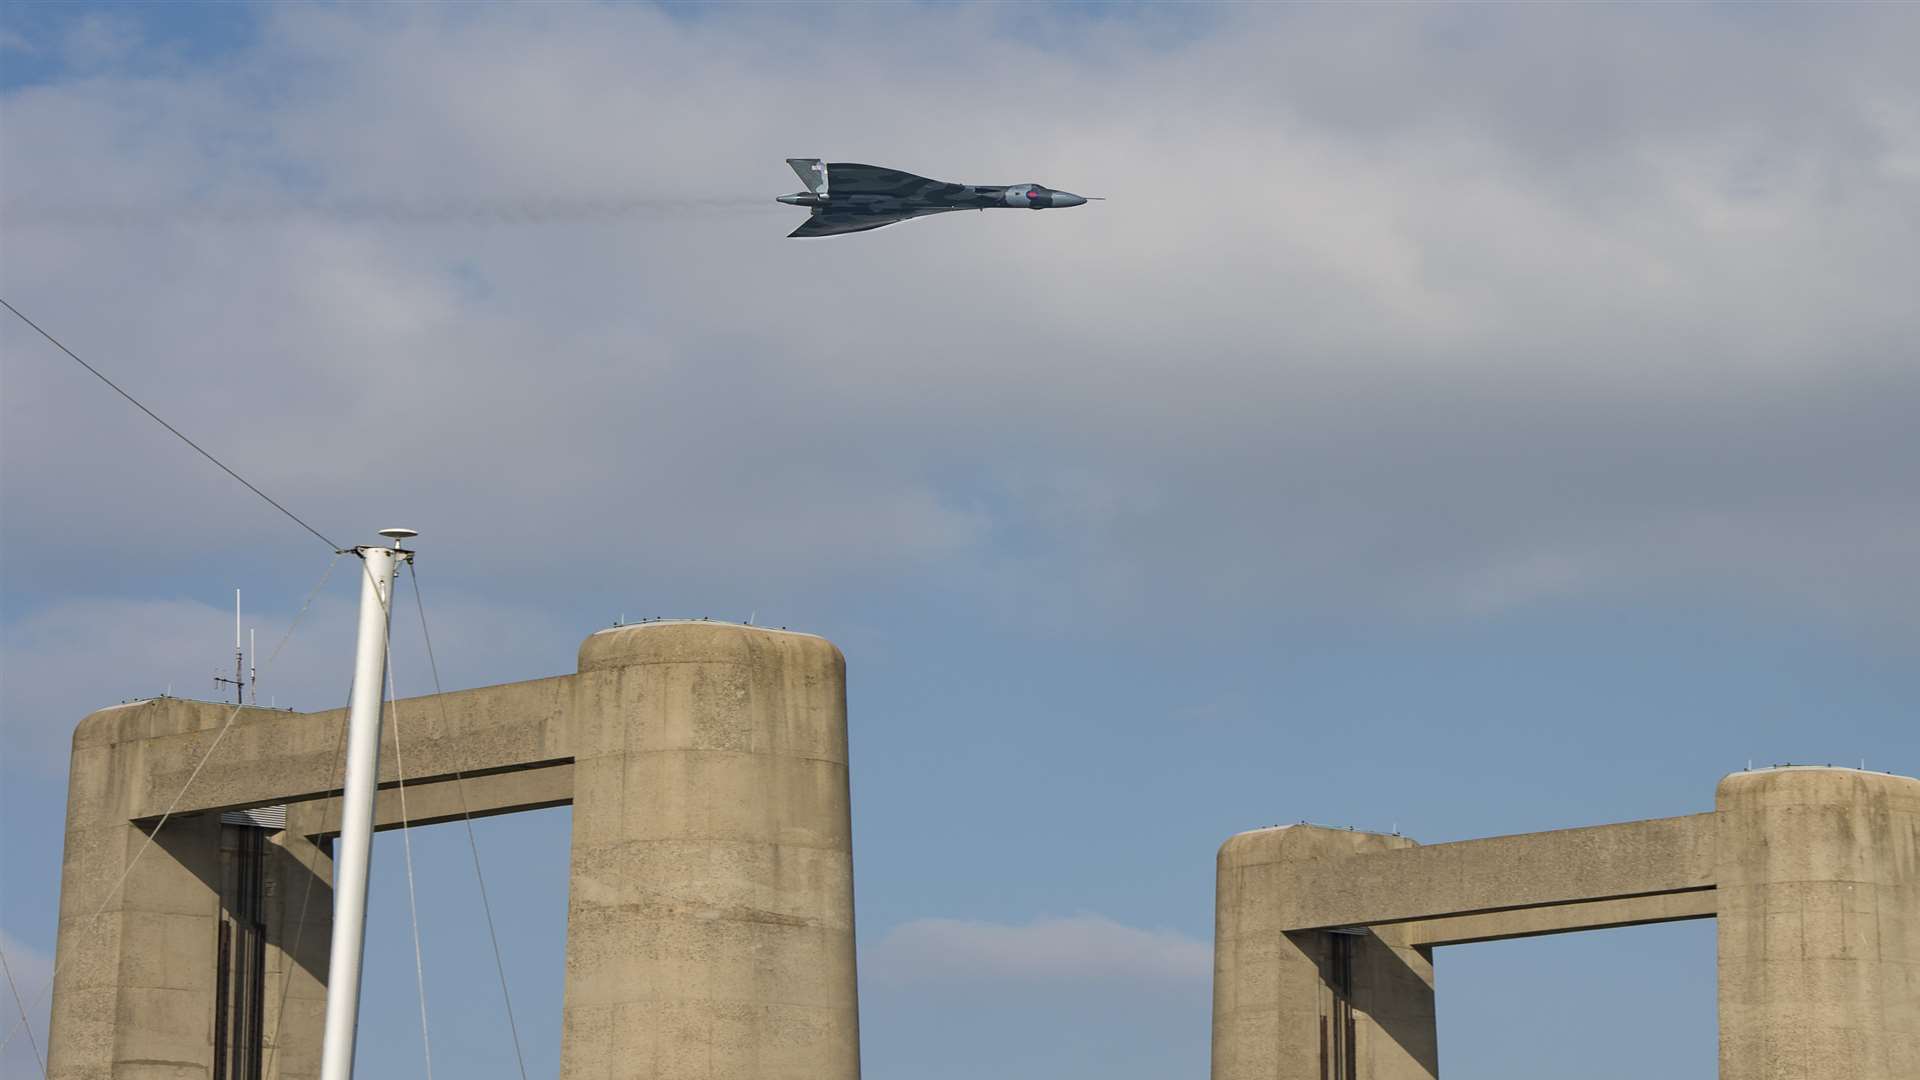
1394, 888, 1716, 947
1271, 813, 1717, 931
95, 676, 577, 822
306, 761, 576, 837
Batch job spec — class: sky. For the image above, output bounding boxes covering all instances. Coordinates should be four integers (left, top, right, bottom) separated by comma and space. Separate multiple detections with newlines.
1, 2, 1917, 1077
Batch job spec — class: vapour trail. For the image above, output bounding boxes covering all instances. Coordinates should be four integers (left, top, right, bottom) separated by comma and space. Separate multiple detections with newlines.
1, 193, 779, 228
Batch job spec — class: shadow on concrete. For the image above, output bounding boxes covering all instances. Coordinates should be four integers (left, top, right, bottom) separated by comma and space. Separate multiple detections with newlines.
151, 813, 334, 984
1359, 934, 1440, 1076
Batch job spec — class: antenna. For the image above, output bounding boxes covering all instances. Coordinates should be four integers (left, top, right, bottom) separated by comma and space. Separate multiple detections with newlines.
249, 628, 257, 705
215, 588, 247, 705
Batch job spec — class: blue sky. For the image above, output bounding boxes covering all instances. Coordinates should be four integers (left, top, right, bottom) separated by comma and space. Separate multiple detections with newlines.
3, 2, 1917, 1078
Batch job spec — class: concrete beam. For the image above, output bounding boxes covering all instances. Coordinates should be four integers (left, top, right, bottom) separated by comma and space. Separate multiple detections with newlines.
1395, 888, 1716, 948
88, 675, 577, 821
305, 761, 576, 838
1270, 814, 1717, 931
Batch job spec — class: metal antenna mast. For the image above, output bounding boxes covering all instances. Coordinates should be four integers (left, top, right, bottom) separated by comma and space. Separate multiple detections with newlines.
318, 528, 416, 1080
214, 588, 247, 705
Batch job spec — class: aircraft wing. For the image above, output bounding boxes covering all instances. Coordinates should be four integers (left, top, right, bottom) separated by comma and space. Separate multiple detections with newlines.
787, 206, 962, 238
821, 163, 939, 195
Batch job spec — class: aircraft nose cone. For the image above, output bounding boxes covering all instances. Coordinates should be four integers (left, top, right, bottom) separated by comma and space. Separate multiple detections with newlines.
1051, 191, 1087, 208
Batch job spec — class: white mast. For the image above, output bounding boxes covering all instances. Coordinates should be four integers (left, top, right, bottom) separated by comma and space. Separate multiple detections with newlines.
217, 588, 246, 704
318, 528, 416, 1080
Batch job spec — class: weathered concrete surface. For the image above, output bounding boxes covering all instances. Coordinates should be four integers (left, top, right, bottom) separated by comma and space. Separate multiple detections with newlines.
1270, 813, 1717, 931
47, 621, 860, 1080
307, 761, 575, 837
559, 623, 860, 1080
99, 677, 577, 822
1213, 768, 1919, 1080
1397, 888, 1715, 947
262, 801, 334, 1080
1716, 767, 1919, 1080
45, 805, 224, 1080
1212, 827, 1436, 1080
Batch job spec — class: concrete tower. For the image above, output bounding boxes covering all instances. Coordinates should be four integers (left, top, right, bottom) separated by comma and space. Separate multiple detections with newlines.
1210, 766, 1920, 1080
44, 620, 860, 1080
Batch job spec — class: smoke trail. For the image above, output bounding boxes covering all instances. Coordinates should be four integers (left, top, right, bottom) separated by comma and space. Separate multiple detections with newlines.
1, 193, 780, 228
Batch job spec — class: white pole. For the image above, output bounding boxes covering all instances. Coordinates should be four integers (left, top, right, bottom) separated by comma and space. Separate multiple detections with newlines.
235, 589, 245, 705
318, 531, 414, 1080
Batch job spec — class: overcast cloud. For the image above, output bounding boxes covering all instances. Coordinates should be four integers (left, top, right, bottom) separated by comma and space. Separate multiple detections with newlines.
3, 5, 1916, 1078
4, 3, 1916, 636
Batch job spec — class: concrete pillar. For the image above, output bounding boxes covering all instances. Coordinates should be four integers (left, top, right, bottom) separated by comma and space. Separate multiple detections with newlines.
559, 623, 860, 1080
1716, 767, 1920, 1080
259, 802, 335, 1080
46, 699, 337, 1080
1352, 927, 1438, 1078
48, 702, 227, 1080
1212, 826, 1436, 1080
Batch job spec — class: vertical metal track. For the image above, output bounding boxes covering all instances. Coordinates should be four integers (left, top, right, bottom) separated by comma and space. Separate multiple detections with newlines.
215, 823, 270, 1080
1323, 932, 1359, 1080
212, 925, 231, 1080
1319, 1015, 1330, 1080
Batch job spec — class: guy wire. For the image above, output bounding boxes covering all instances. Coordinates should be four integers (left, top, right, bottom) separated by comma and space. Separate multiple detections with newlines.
1, 297, 340, 551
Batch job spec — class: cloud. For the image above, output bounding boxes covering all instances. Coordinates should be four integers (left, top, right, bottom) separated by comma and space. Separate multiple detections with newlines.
0, 585, 578, 778
865, 914, 1210, 986
1, 2, 1916, 643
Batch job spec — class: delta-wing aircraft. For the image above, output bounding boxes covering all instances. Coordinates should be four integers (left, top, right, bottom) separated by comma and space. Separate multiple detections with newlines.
778, 159, 1096, 237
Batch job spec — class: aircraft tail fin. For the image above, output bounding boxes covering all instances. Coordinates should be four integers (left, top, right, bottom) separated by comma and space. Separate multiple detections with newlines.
786, 158, 829, 196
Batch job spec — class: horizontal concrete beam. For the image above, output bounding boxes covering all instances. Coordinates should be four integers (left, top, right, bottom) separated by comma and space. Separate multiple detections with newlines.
306, 761, 575, 838
105, 677, 576, 820
1274, 813, 1718, 930
1393, 887, 1717, 947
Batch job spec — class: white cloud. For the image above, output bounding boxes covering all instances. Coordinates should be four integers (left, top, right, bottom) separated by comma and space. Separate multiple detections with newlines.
1, 3, 1916, 640
865, 914, 1209, 986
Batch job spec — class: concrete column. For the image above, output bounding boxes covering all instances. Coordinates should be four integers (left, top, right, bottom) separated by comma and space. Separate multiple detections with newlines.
260, 802, 335, 1080
1352, 928, 1438, 1079
1212, 826, 1436, 1080
46, 698, 340, 1080
559, 623, 860, 1080
48, 701, 228, 1080
1716, 767, 1920, 1080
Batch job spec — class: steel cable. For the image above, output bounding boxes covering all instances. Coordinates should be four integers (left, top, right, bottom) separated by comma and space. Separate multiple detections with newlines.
407, 562, 531, 1080
1, 297, 340, 551
384, 620, 436, 1080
